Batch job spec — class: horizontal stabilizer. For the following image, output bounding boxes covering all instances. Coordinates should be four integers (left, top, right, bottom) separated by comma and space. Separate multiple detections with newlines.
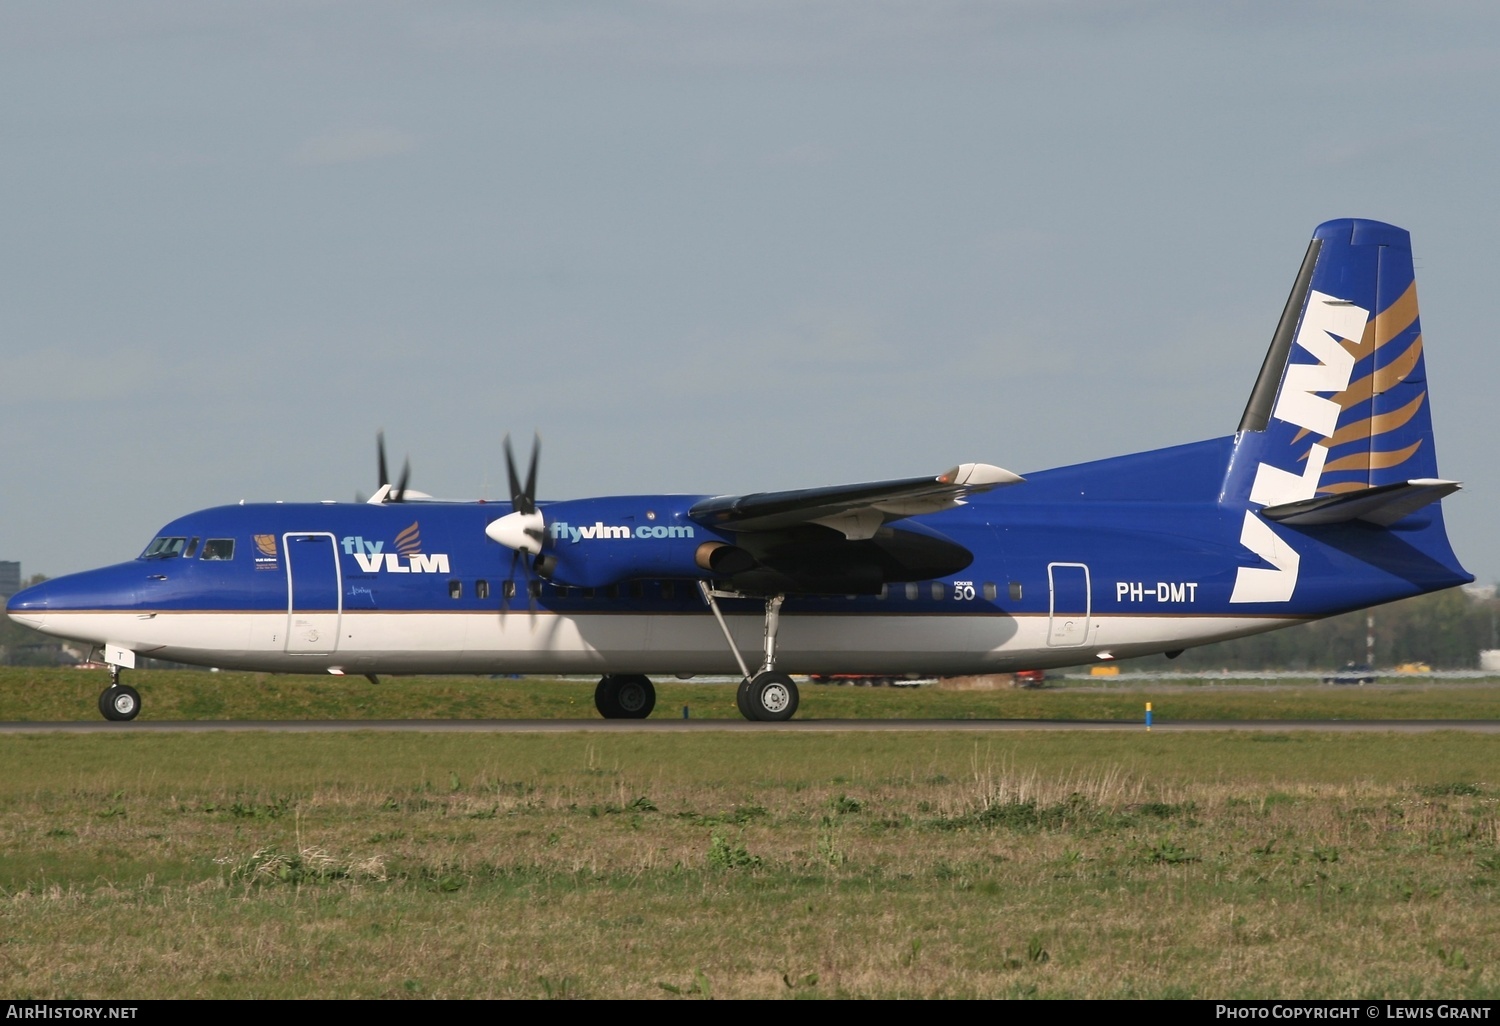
1260, 478, 1460, 527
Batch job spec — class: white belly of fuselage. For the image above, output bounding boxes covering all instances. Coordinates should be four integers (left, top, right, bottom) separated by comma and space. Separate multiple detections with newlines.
29, 609, 1299, 675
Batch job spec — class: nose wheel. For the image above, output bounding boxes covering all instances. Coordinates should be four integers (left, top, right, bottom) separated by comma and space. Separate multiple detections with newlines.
98, 668, 141, 721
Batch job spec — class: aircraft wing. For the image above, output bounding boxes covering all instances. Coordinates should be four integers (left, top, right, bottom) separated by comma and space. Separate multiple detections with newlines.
688, 463, 1022, 540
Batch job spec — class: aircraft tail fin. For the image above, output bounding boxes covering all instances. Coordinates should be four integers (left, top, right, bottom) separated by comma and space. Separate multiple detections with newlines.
1226, 219, 1446, 504
1220, 219, 1469, 609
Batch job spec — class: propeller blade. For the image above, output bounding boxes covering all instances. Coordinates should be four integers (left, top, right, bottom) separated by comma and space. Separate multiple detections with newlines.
393, 457, 411, 504
503, 434, 525, 513
370, 432, 415, 504
523, 435, 540, 513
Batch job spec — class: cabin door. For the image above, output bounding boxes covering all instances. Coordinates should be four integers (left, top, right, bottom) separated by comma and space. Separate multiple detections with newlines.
284, 532, 342, 654
1046, 562, 1091, 647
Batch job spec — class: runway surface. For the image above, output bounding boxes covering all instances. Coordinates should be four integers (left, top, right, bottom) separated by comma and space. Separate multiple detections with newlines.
3, 718, 1498, 734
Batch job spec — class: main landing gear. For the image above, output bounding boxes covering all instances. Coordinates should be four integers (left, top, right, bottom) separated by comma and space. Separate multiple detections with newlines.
595, 674, 656, 719
98, 666, 141, 722
700, 585, 799, 722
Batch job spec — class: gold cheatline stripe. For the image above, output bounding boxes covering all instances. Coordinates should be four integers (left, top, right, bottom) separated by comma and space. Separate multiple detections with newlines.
1329, 282, 1417, 362
1297, 336, 1425, 445
1337, 335, 1423, 411
1321, 439, 1422, 474
1298, 391, 1426, 458
1373, 281, 1420, 349
1289, 282, 1420, 444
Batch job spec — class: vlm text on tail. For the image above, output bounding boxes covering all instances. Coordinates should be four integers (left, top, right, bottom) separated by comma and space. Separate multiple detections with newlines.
1221, 218, 1470, 611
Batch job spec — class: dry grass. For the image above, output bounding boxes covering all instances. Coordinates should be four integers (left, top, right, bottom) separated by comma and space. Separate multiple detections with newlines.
0, 730, 1497, 997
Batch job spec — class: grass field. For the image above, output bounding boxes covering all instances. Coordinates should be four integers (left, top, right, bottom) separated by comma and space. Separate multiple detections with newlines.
2, 668, 1497, 999
1, 727, 1498, 998
5, 666, 1500, 722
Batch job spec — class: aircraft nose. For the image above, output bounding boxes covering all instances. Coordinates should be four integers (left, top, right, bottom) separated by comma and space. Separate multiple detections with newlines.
6, 579, 52, 630
7, 566, 143, 634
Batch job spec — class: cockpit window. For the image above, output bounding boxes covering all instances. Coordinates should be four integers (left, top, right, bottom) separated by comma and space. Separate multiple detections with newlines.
141, 537, 188, 559
200, 539, 235, 561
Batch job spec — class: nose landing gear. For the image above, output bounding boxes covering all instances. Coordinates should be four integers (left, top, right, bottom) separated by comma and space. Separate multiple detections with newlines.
98, 666, 141, 722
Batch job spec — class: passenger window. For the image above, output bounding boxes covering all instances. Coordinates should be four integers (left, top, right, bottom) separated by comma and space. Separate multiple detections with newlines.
1009, 582, 1023, 601
200, 539, 235, 561
529, 581, 543, 599
905, 583, 918, 601
501, 581, 515, 600
660, 582, 675, 600
448, 580, 462, 599
930, 581, 945, 601
983, 582, 997, 601
476, 580, 490, 599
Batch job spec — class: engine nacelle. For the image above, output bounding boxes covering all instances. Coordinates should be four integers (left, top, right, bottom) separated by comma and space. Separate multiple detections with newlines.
519, 497, 747, 588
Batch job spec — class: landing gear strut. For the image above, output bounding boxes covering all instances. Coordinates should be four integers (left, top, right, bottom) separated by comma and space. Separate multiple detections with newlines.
700, 585, 799, 722
98, 665, 141, 722
595, 674, 656, 719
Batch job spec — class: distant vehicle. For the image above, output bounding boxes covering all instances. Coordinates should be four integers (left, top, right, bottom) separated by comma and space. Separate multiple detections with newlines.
808, 673, 925, 687
1013, 669, 1047, 687
1394, 661, 1431, 674
1323, 662, 1377, 685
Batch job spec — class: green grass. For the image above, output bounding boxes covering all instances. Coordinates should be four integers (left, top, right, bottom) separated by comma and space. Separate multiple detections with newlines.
3, 668, 1497, 998
1, 731, 1498, 998
4, 666, 1500, 722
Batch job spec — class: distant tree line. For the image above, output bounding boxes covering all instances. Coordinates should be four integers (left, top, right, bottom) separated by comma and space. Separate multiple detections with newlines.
1128, 588, 1498, 671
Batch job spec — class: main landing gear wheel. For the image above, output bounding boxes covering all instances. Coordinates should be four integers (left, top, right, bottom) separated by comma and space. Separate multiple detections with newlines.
741, 671, 799, 722
99, 684, 141, 722
594, 674, 656, 719
736, 677, 759, 721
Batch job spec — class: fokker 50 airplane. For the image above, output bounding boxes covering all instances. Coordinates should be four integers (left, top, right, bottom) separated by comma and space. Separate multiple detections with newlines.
6, 219, 1472, 722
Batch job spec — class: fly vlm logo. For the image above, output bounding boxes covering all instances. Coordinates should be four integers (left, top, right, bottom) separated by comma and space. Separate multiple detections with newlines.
1230, 291, 1369, 603
550, 521, 695, 544
342, 521, 451, 574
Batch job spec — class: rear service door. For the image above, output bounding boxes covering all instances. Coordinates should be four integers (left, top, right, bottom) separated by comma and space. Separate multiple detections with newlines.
1046, 562, 1091, 647
284, 532, 341, 654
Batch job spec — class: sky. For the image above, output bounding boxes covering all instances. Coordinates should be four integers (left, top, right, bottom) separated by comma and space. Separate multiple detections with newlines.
3, 1, 1498, 584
